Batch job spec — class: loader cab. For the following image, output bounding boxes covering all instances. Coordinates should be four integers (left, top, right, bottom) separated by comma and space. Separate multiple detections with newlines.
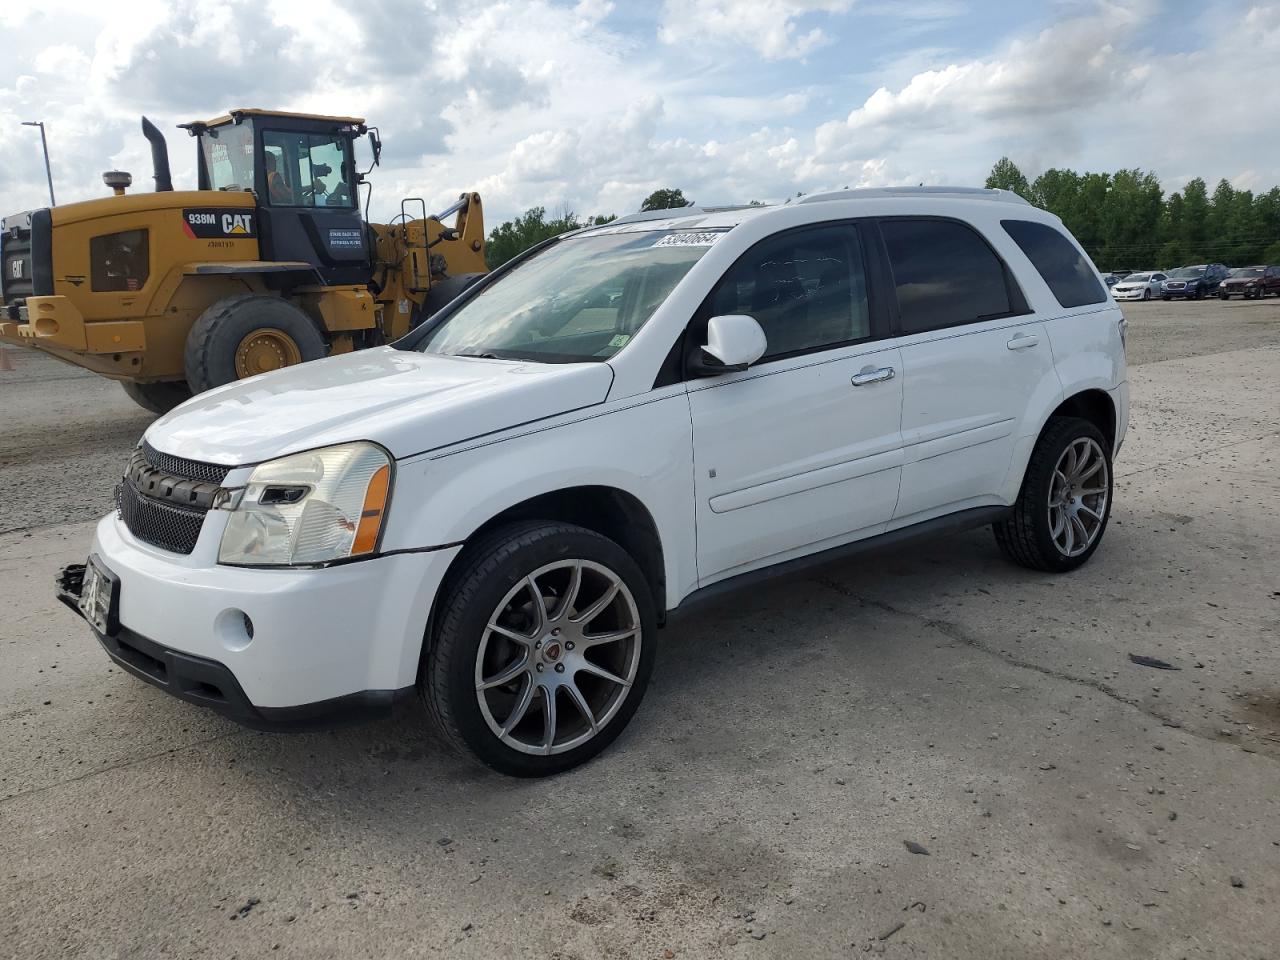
187, 110, 371, 285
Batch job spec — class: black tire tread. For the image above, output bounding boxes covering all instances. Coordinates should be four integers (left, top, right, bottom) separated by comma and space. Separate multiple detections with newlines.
120, 379, 192, 415
421, 520, 569, 761
183, 294, 326, 393
993, 416, 1107, 572
421, 520, 654, 775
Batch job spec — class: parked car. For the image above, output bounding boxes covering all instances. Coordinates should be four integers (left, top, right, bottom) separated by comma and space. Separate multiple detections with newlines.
1218, 265, 1280, 299
57, 187, 1128, 776
1161, 264, 1229, 299
1111, 271, 1167, 301
1101, 272, 1125, 287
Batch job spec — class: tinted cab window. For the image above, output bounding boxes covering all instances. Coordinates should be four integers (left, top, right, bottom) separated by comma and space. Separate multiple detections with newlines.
709, 224, 870, 360
880, 218, 1019, 334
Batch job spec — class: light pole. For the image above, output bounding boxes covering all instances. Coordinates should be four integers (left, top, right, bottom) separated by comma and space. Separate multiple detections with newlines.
22, 120, 56, 206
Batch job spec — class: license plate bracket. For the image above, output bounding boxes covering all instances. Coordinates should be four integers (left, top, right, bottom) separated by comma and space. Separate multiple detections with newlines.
78, 554, 120, 636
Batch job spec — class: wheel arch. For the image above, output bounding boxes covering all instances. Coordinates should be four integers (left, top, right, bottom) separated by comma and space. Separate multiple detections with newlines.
1047, 388, 1117, 449
416, 484, 670, 681
448, 485, 667, 618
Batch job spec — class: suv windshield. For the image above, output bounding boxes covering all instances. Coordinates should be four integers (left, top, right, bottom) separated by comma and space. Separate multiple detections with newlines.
1168, 266, 1206, 278
418, 231, 723, 363
1230, 267, 1264, 277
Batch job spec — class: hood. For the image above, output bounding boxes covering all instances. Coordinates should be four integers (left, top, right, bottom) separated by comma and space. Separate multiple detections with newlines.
145, 347, 615, 465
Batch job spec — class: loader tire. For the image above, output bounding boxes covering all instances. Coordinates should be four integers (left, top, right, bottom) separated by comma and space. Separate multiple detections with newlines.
184, 295, 327, 393
121, 380, 192, 415
416, 273, 486, 327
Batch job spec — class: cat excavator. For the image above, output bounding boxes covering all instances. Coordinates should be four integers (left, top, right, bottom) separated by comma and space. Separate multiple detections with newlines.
0, 109, 486, 412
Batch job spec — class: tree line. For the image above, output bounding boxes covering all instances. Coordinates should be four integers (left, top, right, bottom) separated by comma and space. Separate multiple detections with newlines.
484, 168, 1280, 272
483, 189, 689, 269
984, 157, 1280, 270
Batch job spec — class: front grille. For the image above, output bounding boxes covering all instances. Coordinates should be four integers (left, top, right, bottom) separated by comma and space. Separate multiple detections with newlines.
142, 441, 232, 485
1, 208, 52, 305
116, 443, 232, 554
117, 481, 207, 555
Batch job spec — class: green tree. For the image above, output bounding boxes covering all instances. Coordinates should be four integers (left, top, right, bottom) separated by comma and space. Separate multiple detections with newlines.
1180, 178, 1210, 258
1158, 191, 1185, 267
484, 206, 615, 269
984, 157, 1031, 198
640, 188, 688, 211
1097, 169, 1163, 268
1207, 179, 1236, 262
1255, 187, 1280, 264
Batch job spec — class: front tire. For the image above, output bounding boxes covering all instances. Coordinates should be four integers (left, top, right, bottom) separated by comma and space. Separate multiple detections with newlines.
994, 417, 1113, 573
422, 522, 657, 776
120, 380, 192, 415
184, 295, 327, 393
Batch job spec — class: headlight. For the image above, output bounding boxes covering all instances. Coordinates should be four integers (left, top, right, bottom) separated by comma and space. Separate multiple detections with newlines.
1220, 281, 1227, 287
218, 442, 392, 567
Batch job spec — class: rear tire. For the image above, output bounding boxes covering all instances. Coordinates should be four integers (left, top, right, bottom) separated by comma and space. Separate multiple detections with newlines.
994, 417, 1113, 573
120, 380, 192, 415
184, 295, 327, 393
422, 522, 657, 777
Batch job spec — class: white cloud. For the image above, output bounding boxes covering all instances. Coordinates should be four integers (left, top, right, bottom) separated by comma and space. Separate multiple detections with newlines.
658, 0, 855, 60
0, 0, 1277, 237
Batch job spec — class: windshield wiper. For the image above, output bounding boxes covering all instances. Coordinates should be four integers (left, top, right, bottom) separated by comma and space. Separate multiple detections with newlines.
452, 350, 504, 359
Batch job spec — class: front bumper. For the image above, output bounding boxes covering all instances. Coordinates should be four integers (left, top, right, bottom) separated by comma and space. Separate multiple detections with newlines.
1112, 289, 1148, 300
1161, 285, 1198, 298
57, 512, 462, 728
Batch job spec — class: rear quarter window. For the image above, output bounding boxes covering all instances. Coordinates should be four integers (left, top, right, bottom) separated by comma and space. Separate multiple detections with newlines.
1001, 219, 1106, 308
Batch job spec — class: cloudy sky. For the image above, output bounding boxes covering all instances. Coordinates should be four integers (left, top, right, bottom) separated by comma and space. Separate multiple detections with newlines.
1, 0, 1276, 226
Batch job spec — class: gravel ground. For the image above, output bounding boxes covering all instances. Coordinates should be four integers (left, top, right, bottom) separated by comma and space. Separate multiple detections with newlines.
1, 299, 1278, 959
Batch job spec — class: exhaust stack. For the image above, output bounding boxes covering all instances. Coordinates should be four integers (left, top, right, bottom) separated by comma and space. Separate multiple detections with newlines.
141, 116, 173, 192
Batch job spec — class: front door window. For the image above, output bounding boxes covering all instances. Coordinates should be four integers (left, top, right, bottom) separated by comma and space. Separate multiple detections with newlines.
261, 131, 356, 208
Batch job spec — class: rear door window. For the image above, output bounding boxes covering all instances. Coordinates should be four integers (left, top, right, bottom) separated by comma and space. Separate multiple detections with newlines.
1002, 219, 1107, 308
879, 218, 1017, 334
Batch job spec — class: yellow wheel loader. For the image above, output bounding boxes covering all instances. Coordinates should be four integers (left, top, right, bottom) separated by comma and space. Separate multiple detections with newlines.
0, 109, 486, 412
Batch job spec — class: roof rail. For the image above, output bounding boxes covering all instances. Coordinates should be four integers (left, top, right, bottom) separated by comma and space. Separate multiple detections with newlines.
606, 203, 761, 227
796, 186, 1031, 206
607, 206, 705, 226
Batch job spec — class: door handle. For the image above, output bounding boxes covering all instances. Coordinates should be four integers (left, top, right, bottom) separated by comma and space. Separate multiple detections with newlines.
851, 366, 895, 386
1007, 333, 1040, 350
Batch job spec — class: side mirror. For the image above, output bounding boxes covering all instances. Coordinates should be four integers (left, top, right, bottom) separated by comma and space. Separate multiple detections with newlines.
692, 314, 767, 375
367, 129, 382, 167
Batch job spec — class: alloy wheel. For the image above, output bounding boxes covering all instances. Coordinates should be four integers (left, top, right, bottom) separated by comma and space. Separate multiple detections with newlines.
474, 559, 642, 756
1047, 437, 1109, 558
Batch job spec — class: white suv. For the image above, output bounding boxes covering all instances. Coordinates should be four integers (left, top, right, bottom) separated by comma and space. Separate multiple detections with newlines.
59, 187, 1128, 775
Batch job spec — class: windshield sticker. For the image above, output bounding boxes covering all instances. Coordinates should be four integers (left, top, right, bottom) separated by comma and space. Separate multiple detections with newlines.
608, 333, 631, 348
651, 232, 723, 248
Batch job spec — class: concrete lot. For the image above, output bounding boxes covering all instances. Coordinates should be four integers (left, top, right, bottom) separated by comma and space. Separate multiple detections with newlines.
1, 298, 1278, 959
